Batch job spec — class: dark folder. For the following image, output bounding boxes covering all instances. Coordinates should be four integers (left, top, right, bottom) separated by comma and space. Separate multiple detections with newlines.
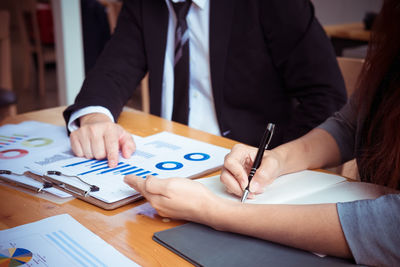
153, 223, 358, 267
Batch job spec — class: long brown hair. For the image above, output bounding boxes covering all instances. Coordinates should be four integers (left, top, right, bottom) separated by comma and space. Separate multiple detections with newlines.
355, 0, 400, 188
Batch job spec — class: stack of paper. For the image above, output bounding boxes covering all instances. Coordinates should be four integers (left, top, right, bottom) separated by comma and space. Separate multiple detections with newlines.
0, 121, 230, 204
29, 131, 230, 203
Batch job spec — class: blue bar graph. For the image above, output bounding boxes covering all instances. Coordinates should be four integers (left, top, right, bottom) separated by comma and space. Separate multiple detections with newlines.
90, 160, 108, 168
124, 168, 144, 175
99, 164, 130, 174
135, 170, 152, 176
115, 166, 138, 174
47, 230, 106, 267
0, 134, 25, 141
78, 162, 123, 176
62, 158, 159, 178
63, 159, 97, 167
0, 134, 27, 148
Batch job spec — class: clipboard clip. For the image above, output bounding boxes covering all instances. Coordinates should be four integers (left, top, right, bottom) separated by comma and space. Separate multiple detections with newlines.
0, 169, 52, 193
44, 171, 100, 197
46, 171, 100, 192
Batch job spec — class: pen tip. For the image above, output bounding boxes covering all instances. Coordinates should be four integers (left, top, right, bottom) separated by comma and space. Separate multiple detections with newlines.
241, 190, 249, 203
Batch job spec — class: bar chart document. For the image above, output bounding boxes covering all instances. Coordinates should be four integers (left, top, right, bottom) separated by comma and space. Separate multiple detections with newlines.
28, 131, 230, 204
0, 214, 139, 267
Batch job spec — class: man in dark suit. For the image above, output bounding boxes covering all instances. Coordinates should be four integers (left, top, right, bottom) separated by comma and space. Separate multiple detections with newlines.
64, 0, 347, 167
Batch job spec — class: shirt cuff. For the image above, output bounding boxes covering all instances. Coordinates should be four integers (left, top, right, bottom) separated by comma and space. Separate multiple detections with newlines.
68, 106, 115, 132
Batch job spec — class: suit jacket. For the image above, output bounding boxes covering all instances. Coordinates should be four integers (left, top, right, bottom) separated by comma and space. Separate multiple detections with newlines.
64, 0, 347, 148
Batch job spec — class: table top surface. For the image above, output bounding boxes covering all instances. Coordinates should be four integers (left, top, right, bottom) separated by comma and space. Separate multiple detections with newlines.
0, 107, 239, 266
324, 22, 371, 42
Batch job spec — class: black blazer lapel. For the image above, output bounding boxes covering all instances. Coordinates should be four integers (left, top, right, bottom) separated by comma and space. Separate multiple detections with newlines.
209, 0, 236, 132
143, 0, 169, 116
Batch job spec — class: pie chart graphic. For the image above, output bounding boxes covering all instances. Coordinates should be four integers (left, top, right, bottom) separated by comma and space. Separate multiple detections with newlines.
0, 248, 32, 266
0, 149, 29, 159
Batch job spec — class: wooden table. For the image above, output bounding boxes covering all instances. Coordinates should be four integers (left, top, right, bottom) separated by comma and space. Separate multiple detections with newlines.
0, 107, 239, 266
324, 22, 371, 56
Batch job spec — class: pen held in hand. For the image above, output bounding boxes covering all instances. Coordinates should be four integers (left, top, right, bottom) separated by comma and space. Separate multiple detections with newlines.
241, 123, 275, 203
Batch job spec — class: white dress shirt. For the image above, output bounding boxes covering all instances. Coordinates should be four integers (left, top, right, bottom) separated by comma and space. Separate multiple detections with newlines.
69, 0, 221, 136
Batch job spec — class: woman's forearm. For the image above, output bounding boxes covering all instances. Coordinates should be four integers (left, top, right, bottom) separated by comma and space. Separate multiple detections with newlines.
274, 128, 342, 175
210, 200, 351, 258
210, 128, 347, 257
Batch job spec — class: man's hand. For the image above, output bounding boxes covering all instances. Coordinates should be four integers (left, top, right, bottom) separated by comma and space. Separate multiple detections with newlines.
69, 113, 135, 167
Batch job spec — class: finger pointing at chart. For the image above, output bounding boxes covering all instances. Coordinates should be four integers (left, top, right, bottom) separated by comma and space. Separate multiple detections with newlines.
70, 113, 136, 168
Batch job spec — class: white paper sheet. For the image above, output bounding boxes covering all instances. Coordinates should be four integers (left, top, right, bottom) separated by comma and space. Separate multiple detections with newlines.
27, 131, 229, 203
0, 121, 71, 173
0, 121, 144, 174
2, 121, 227, 203
289, 180, 398, 204
197, 170, 394, 204
0, 214, 139, 266
0, 121, 72, 197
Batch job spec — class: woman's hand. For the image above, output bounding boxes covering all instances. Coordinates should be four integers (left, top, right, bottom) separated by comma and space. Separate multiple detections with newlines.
220, 144, 284, 198
124, 175, 222, 224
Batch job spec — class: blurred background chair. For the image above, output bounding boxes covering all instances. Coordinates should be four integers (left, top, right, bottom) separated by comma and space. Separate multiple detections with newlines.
0, 0, 58, 115
0, 10, 17, 120
20, 0, 45, 95
16, 0, 55, 96
329, 57, 365, 180
337, 56, 364, 97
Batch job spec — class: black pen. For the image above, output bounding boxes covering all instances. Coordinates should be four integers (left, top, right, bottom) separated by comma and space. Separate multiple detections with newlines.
241, 123, 275, 203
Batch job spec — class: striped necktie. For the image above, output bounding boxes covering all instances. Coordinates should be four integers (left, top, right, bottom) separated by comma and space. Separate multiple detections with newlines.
170, 0, 192, 124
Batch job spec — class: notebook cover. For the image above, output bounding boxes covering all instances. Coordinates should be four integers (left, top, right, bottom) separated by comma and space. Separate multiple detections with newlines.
153, 223, 358, 267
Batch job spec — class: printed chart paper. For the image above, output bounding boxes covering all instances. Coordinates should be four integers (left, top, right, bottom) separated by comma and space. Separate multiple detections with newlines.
1, 121, 229, 204
0, 214, 139, 266
29, 132, 230, 203
0, 121, 71, 173
0, 121, 72, 197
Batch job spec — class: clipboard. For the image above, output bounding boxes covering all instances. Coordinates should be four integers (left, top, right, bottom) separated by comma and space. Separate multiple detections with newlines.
0, 122, 229, 210
0, 169, 141, 209
0, 172, 47, 192
1, 154, 225, 210
24, 167, 224, 210
21, 131, 230, 210
0, 170, 74, 204
25, 170, 143, 210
